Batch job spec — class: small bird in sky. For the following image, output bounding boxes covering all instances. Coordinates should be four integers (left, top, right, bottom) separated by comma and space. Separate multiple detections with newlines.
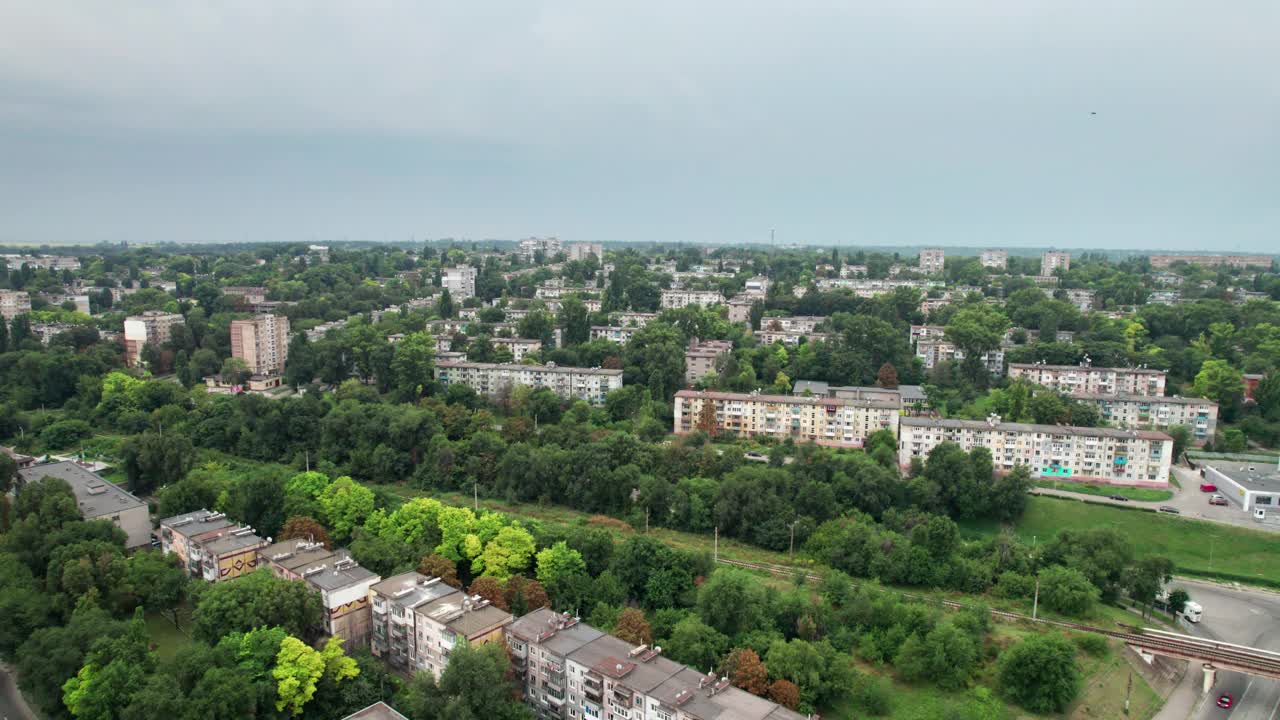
1091, 112, 1097, 115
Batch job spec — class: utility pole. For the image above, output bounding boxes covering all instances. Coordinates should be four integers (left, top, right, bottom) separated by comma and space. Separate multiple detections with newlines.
788, 521, 797, 560
714, 526, 719, 563
1033, 578, 1040, 620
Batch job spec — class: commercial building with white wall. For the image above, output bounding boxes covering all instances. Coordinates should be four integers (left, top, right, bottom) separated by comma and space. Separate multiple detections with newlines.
1200, 461, 1280, 514
674, 389, 900, 448
1008, 362, 1167, 397
434, 361, 622, 405
898, 415, 1173, 486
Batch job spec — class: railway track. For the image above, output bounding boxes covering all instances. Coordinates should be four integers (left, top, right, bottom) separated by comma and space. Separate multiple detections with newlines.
716, 557, 1280, 678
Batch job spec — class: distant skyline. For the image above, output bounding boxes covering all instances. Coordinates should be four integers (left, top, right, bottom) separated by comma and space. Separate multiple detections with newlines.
2, 2, 1277, 250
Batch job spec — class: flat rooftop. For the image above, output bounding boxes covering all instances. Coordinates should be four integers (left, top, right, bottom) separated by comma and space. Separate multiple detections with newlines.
435, 361, 621, 376
676, 388, 900, 411
507, 608, 604, 657
372, 572, 457, 609
1206, 461, 1280, 495
18, 461, 145, 519
1009, 363, 1166, 375
160, 509, 235, 539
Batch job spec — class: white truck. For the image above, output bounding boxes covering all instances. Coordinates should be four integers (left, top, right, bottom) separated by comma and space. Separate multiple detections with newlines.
1156, 589, 1203, 623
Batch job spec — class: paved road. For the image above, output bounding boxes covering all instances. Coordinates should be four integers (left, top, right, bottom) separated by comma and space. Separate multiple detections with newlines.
0, 664, 36, 720
1171, 578, 1280, 720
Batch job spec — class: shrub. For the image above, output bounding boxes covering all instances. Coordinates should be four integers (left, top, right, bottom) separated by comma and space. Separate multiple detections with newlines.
1073, 633, 1110, 657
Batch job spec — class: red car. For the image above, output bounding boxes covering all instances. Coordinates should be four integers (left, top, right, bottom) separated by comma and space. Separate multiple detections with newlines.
1200, 483, 1218, 493
1217, 693, 1234, 709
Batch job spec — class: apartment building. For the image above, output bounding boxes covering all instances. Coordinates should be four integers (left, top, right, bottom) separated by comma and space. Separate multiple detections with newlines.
19, 462, 151, 549
42, 293, 91, 315
915, 339, 1005, 374
370, 572, 512, 679
567, 243, 604, 262
519, 237, 563, 260
744, 276, 771, 295
590, 326, 640, 344
1, 254, 81, 271
685, 339, 733, 385
792, 380, 929, 410
0, 290, 31, 320
910, 324, 948, 344
980, 249, 1009, 270
230, 314, 291, 375
660, 289, 725, 309
506, 608, 808, 720
160, 509, 235, 572
434, 361, 622, 405
222, 286, 269, 304
1008, 362, 1167, 397
492, 337, 542, 362
442, 266, 478, 300
123, 310, 183, 366
1064, 289, 1096, 313
611, 312, 658, 328
1075, 394, 1218, 444
258, 539, 381, 647
727, 297, 755, 325
756, 329, 829, 347
309, 245, 331, 263
899, 415, 1172, 486
1149, 254, 1271, 269
919, 249, 945, 275
1040, 251, 1071, 276
674, 389, 900, 448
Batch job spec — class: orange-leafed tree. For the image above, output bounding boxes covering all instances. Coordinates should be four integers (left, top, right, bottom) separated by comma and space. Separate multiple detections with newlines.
724, 648, 769, 695
614, 608, 652, 646
418, 554, 461, 588
469, 576, 508, 610
769, 679, 800, 710
278, 516, 332, 549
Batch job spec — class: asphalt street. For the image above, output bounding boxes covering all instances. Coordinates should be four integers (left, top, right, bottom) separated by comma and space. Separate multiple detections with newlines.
1171, 578, 1280, 720
0, 664, 35, 720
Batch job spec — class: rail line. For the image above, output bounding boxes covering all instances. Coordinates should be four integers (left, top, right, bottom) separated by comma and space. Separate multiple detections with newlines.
716, 557, 1280, 678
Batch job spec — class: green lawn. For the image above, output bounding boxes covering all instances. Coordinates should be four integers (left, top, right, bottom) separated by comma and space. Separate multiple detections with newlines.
1034, 481, 1173, 502
145, 607, 194, 661
964, 496, 1280, 585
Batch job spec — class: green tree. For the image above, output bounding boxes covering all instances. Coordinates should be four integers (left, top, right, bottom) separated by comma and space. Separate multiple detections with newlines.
559, 297, 591, 346
438, 288, 455, 319
944, 305, 1010, 382
1037, 565, 1100, 617
118, 431, 195, 495
997, 634, 1081, 713
535, 541, 587, 598
273, 636, 359, 716
1128, 556, 1175, 618
696, 568, 769, 638
191, 569, 324, 643
894, 621, 978, 690
1193, 359, 1244, 419
318, 476, 376, 542
391, 331, 436, 401
475, 524, 536, 580
219, 357, 252, 385
125, 550, 188, 621
661, 616, 729, 671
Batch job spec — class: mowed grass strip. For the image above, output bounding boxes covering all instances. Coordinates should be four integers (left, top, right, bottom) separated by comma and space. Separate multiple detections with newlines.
965, 496, 1280, 583
1034, 481, 1173, 502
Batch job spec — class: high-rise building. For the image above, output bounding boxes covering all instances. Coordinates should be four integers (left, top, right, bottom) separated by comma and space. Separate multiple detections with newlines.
123, 310, 183, 367
230, 314, 291, 375
0, 290, 31, 320
442, 266, 477, 299
566, 242, 603, 262
1040, 251, 1071, 276
919, 249, 945, 275
518, 237, 562, 260
980, 249, 1009, 269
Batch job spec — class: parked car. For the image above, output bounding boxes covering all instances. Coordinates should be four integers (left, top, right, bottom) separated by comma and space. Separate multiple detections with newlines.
1217, 693, 1234, 709
1209, 494, 1228, 506
1158, 506, 1181, 514
1200, 483, 1218, 493
1108, 495, 1131, 502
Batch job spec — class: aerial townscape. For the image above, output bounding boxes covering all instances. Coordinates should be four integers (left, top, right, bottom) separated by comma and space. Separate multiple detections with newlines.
0, 240, 1278, 720
3, 4, 1279, 720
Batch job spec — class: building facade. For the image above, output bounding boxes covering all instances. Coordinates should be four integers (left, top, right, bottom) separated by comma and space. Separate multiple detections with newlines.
123, 311, 183, 367
684, 339, 732, 385
1149, 254, 1271, 269
1040, 251, 1072, 276
1075, 394, 1218, 444
660, 289, 725, 309
258, 539, 381, 647
491, 337, 542, 362
674, 389, 900, 448
370, 572, 512, 679
919, 249, 945, 275
506, 608, 807, 720
0, 290, 31, 320
980, 249, 1009, 269
518, 237, 563, 260
434, 361, 623, 405
230, 314, 291, 375
1008, 362, 1167, 397
566, 243, 604, 262
590, 326, 640, 344
19, 462, 151, 549
898, 415, 1173, 486
442, 266, 478, 299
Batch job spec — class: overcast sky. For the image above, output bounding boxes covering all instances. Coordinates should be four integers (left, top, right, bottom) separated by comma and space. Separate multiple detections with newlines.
1, 1, 1277, 250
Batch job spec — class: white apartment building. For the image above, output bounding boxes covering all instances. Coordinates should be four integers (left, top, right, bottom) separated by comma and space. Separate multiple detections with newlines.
123, 311, 184, 367
1065, 289, 1096, 312
0, 290, 31, 320
506, 608, 807, 720
1008, 362, 1167, 397
1, 255, 81, 271
370, 572, 512, 679
566, 242, 604, 262
1149, 254, 1271, 269
590, 326, 640, 344
898, 416, 1173, 486
910, 324, 948, 343
660, 289, 725, 309
518, 236, 563, 259
919, 249, 946, 275
1075, 394, 1218, 445
674, 389, 900, 448
442, 266, 477, 300
727, 297, 756, 325
611, 312, 658, 328
980, 249, 1009, 270
756, 330, 829, 347
434, 361, 623, 405
761, 316, 826, 334
491, 337, 542, 362
1041, 251, 1072, 276
230, 314, 291, 375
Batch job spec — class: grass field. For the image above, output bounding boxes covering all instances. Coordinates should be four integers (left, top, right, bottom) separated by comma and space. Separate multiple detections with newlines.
963, 496, 1280, 584
1034, 481, 1173, 502
145, 607, 194, 661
